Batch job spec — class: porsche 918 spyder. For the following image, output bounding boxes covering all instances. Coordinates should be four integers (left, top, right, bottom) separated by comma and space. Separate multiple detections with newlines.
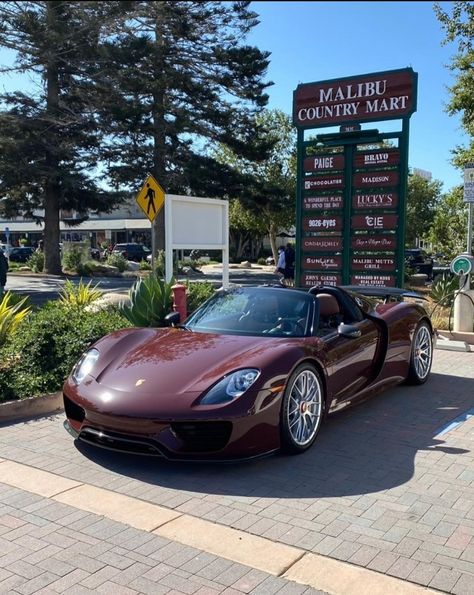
63, 285, 434, 460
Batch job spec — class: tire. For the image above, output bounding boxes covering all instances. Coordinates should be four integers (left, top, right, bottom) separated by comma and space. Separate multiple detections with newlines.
406, 321, 433, 385
280, 364, 325, 454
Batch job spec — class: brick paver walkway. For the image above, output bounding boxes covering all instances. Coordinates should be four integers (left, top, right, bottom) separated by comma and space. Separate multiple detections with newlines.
0, 348, 473, 594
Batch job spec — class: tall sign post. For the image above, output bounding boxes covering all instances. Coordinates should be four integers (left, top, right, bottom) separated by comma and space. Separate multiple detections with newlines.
463, 163, 474, 256
293, 68, 418, 288
135, 174, 165, 270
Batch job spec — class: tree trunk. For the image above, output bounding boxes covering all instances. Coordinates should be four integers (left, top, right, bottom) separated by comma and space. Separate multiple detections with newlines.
43, 1, 62, 275
152, 8, 166, 251
268, 221, 278, 264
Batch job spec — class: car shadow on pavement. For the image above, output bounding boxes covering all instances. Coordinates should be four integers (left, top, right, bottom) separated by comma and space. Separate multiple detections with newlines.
75, 371, 472, 499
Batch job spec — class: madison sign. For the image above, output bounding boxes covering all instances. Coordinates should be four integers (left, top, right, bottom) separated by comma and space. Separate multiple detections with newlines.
293, 68, 417, 128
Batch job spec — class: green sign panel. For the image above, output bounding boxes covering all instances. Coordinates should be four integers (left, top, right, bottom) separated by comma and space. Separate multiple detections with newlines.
293, 68, 418, 288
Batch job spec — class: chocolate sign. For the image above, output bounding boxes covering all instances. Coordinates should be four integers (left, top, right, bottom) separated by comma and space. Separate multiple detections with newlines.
303, 216, 343, 231
304, 154, 345, 172
354, 150, 400, 168
304, 195, 344, 210
353, 170, 399, 188
351, 274, 397, 288
351, 214, 398, 231
303, 256, 342, 270
352, 192, 398, 209
304, 175, 344, 190
302, 273, 342, 287
351, 256, 396, 271
351, 235, 397, 250
303, 237, 343, 251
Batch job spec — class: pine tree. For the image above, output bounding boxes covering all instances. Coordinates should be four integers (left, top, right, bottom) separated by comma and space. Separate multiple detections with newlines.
96, 1, 272, 249
0, 1, 126, 273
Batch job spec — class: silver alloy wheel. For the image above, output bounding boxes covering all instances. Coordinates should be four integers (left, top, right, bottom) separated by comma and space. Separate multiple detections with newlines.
286, 369, 322, 447
413, 325, 432, 380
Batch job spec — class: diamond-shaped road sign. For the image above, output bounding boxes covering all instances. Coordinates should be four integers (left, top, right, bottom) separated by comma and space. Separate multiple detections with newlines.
136, 175, 165, 222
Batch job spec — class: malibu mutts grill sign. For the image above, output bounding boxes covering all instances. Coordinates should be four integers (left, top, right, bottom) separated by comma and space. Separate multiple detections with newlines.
293, 69, 416, 128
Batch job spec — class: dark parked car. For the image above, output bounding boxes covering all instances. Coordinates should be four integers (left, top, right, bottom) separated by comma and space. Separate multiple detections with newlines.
63, 284, 434, 461
8, 246, 35, 263
405, 249, 434, 278
112, 243, 150, 262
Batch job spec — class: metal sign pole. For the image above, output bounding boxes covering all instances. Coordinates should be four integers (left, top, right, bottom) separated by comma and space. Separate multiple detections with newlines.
151, 221, 156, 272
467, 203, 473, 256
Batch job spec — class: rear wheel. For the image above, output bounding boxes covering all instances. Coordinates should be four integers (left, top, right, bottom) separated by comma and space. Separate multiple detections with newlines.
280, 364, 325, 454
406, 321, 433, 385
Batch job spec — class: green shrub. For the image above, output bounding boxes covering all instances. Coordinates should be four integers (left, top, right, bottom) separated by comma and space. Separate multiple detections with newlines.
430, 273, 459, 308
119, 273, 174, 327
184, 281, 215, 315
0, 302, 130, 401
62, 248, 83, 271
257, 257, 267, 266
139, 259, 152, 271
106, 253, 127, 272
59, 279, 102, 309
26, 251, 44, 273
0, 291, 31, 347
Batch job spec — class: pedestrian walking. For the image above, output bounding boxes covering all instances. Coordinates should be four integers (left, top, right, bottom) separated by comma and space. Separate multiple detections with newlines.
0, 249, 8, 298
274, 246, 286, 283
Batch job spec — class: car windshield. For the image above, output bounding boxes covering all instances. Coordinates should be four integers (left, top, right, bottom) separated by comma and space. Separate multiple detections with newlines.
185, 287, 312, 337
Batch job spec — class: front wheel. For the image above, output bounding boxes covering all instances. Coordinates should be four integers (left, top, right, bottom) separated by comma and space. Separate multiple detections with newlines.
280, 364, 325, 454
406, 321, 433, 385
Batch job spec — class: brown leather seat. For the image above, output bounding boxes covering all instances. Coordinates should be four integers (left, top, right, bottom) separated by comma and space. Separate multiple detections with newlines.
317, 293, 342, 329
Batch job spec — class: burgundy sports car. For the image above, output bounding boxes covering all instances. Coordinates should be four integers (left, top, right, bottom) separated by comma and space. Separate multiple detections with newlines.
63, 285, 434, 460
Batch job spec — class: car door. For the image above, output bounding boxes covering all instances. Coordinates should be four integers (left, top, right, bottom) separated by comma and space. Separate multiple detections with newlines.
318, 318, 381, 403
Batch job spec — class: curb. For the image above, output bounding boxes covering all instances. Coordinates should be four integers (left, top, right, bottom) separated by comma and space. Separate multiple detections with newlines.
0, 392, 63, 424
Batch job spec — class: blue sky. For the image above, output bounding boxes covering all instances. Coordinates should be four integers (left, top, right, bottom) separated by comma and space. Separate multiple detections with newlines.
247, 1, 466, 191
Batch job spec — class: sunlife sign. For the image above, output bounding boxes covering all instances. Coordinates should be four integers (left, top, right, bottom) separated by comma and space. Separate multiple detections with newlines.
293, 68, 418, 288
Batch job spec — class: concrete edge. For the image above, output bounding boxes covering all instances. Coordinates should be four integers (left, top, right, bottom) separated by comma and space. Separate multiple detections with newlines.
0, 392, 63, 423
0, 459, 441, 595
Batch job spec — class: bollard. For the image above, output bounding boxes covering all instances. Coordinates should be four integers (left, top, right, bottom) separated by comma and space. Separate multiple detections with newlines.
172, 283, 187, 321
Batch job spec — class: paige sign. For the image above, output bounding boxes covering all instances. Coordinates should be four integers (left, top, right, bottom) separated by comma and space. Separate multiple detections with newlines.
304, 154, 345, 172
293, 68, 417, 128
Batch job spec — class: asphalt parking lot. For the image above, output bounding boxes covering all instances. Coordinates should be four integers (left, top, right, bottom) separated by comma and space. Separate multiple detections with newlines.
0, 348, 473, 594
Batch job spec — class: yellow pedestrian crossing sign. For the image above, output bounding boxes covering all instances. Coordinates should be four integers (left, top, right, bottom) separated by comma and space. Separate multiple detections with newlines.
136, 175, 165, 223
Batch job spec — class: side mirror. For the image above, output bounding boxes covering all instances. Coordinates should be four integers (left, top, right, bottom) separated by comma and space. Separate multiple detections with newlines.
164, 311, 180, 326
338, 323, 361, 339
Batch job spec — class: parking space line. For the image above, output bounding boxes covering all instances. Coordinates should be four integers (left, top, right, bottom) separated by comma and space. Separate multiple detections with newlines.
434, 407, 474, 437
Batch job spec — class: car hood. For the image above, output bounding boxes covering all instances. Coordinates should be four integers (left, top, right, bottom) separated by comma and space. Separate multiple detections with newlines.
90, 327, 295, 398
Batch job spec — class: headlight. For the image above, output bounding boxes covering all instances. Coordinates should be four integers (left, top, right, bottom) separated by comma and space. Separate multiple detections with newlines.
72, 348, 100, 384
200, 369, 260, 405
